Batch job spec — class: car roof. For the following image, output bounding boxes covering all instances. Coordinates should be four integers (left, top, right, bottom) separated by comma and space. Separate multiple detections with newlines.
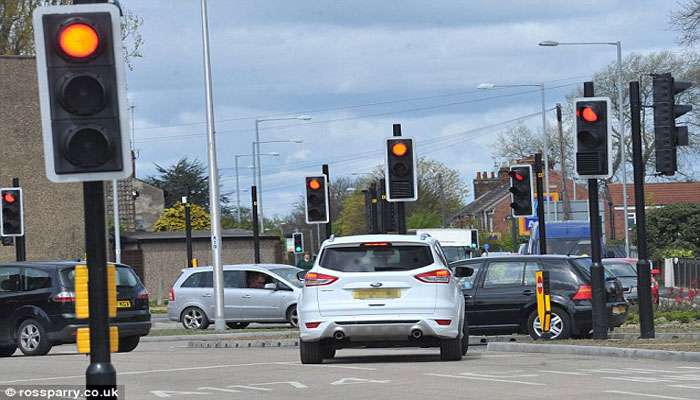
461, 255, 587, 262
0, 261, 134, 270
181, 263, 300, 273
324, 234, 433, 245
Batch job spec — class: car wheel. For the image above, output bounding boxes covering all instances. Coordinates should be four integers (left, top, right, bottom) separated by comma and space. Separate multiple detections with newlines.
118, 336, 140, 353
321, 342, 336, 359
287, 305, 299, 328
17, 319, 52, 356
0, 345, 17, 357
527, 306, 571, 340
226, 322, 250, 329
299, 340, 323, 364
181, 307, 209, 330
440, 336, 463, 361
461, 318, 469, 356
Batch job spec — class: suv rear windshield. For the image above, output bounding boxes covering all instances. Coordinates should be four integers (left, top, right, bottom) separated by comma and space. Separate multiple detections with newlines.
60, 265, 139, 289
319, 244, 434, 272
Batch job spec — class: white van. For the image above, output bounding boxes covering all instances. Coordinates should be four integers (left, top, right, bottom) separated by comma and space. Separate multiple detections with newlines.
414, 229, 479, 263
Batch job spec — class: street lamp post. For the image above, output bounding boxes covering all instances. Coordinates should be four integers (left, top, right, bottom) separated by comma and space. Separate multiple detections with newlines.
478, 82, 552, 220
234, 152, 278, 223
539, 40, 630, 257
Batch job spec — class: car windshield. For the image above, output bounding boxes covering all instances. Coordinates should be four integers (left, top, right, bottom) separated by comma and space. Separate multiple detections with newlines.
270, 267, 303, 287
60, 265, 139, 289
547, 239, 591, 256
572, 258, 615, 279
320, 244, 434, 272
604, 262, 637, 277
442, 246, 473, 263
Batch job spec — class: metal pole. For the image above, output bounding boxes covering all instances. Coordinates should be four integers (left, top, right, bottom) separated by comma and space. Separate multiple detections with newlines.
617, 42, 631, 257
184, 197, 193, 268
630, 81, 655, 338
255, 121, 264, 231
315, 224, 321, 253
199, 0, 225, 331
251, 186, 261, 263
584, 81, 609, 340
83, 181, 116, 389
556, 104, 571, 220
393, 124, 407, 234
11, 178, 26, 262
511, 216, 518, 253
535, 153, 547, 255
540, 84, 551, 221
112, 181, 121, 264
234, 156, 241, 223
322, 164, 332, 238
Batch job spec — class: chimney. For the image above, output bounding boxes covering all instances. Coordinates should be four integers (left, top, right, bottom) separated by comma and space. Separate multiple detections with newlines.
473, 170, 501, 199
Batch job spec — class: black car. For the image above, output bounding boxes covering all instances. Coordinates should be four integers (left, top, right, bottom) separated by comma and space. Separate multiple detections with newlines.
0, 261, 151, 356
453, 255, 628, 339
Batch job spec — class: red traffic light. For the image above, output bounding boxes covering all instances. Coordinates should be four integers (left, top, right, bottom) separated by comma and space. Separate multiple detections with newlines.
58, 22, 100, 59
391, 142, 408, 157
2, 192, 16, 204
509, 171, 525, 182
577, 106, 598, 123
308, 179, 321, 190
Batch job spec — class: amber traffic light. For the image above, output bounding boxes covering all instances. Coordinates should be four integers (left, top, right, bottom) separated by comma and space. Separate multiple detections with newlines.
385, 138, 417, 201
305, 176, 329, 224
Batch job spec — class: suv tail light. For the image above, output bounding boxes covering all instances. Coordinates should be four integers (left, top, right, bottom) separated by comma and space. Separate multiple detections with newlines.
304, 272, 338, 287
415, 269, 450, 284
53, 290, 75, 303
572, 284, 592, 301
168, 288, 175, 302
137, 289, 150, 301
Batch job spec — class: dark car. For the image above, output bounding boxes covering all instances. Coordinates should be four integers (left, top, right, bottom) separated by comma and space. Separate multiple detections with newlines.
453, 255, 628, 339
0, 261, 151, 357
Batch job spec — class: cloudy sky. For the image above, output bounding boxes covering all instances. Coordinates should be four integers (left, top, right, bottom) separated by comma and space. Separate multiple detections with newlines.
122, 0, 684, 218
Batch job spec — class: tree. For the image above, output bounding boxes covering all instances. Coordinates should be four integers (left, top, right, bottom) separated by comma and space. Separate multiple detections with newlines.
671, 0, 700, 47
0, 0, 143, 69
335, 192, 366, 236
145, 158, 210, 209
492, 122, 573, 174
646, 203, 700, 259
152, 203, 211, 232
409, 157, 468, 225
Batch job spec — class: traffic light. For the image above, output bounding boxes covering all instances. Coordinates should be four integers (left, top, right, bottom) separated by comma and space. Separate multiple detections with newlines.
1, 188, 24, 237
385, 138, 417, 201
508, 165, 534, 217
292, 232, 304, 254
33, 3, 131, 183
574, 97, 613, 179
652, 73, 693, 176
305, 176, 329, 224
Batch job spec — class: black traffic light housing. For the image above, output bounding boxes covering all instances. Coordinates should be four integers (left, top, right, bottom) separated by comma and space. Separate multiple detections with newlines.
305, 176, 329, 224
508, 165, 534, 217
574, 97, 613, 179
1, 188, 24, 237
33, 3, 131, 182
652, 73, 693, 176
385, 137, 417, 201
292, 232, 304, 254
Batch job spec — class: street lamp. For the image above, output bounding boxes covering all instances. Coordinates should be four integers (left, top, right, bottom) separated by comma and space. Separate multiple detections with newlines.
479, 81, 552, 220
539, 39, 630, 257
252, 135, 306, 231
234, 152, 279, 223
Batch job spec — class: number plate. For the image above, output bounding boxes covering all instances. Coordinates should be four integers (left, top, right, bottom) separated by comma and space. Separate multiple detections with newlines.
612, 305, 626, 315
117, 300, 131, 309
353, 288, 401, 300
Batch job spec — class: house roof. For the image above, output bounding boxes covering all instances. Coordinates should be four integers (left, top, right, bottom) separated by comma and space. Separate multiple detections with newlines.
608, 182, 700, 206
121, 229, 279, 241
454, 183, 510, 218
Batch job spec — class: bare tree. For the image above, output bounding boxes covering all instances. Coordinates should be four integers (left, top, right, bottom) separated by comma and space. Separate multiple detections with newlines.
671, 0, 700, 47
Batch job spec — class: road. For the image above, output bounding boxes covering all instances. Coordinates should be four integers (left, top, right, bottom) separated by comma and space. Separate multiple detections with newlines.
0, 342, 698, 400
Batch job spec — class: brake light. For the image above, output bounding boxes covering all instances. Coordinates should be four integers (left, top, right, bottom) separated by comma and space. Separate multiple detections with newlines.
362, 242, 390, 247
434, 319, 452, 326
415, 269, 450, 284
168, 288, 175, 302
137, 289, 150, 301
304, 272, 338, 287
572, 284, 592, 300
53, 291, 75, 303
305, 322, 321, 329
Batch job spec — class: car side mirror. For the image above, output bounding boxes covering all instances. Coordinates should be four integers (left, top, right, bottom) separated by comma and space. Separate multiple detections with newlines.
264, 282, 278, 291
297, 271, 306, 281
454, 267, 474, 278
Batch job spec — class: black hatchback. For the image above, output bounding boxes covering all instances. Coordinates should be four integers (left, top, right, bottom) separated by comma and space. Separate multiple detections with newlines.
0, 261, 151, 356
453, 255, 628, 339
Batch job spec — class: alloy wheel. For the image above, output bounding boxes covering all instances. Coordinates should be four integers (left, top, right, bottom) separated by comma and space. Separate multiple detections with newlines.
183, 309, 203, 329
533, 313, 564, 339
20, 324, 41, 351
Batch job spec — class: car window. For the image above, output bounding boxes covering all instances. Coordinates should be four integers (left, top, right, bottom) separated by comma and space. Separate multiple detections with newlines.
320, 244, 434, 272
442, 246, 473, 263
223, 271, 245, 288
270, 267, 303, 288
60, 266, 139, 289
603, 263, 637, 277
523, 262, 540, 286
180, 271, 213, 288
245, 271, 273, 289
434, 243, 449, 267
24, 268, 51, 291
0, 267, 22, 293
483, 261, 524, 288
453, 260, 483, 290
543, 260, 580, 288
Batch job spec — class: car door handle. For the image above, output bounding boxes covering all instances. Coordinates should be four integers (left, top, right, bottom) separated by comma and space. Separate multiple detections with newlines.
202, 293, 212, 298
522, 290, 534, 296
241, 295, 252, 299
464, 294, 473, 299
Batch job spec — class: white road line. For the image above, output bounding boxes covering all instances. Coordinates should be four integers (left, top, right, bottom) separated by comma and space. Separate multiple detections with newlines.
274, 361, 377, 371
425, 373, 545, 386
625, 368, 678, 373
604, 390, 694, 400
579, 368, 628, 374
538, 370, 590, 376
668, 384, 700, 389
604, 377, 673, 383
677, 367, 700, 370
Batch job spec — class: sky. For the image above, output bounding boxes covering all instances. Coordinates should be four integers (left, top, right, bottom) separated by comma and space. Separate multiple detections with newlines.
122, 0, 686, 218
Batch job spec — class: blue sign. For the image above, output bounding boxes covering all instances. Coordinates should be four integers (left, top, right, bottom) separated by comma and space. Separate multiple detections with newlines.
483, 243, 490, 251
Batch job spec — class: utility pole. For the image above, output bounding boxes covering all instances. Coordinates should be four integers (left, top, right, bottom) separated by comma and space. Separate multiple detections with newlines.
251, 186, 261, 264
392, 124, 407, 234
630, 81, 655, 338
583, 81, 608, 340
183, 196, 193, 268
535, 153, 547, 254
556, 104, 571, 220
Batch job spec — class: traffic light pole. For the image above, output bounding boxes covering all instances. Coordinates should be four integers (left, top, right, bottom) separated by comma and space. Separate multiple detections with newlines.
183, 198, 193, 268
534, 154, 547, 255
83, 181, 117, 391
630, 81, 655, 339
251, 186, 261, 264
392, 124, 407, 234
322, 164, 333, 239
11, 178, 26, 262
584, 81, 608, 340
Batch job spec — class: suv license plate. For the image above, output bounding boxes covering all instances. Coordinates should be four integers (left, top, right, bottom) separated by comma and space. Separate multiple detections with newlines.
117, 300, 132, 309
353, 289, 400, 300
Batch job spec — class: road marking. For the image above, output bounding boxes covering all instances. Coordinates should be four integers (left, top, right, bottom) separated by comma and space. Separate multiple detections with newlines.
604, 390, 694, 400
425, 373, 545, 386
677, 367, 700, 370
579, 368, 628, 374
604, 377, 674, 383
151, 391, 211, 398
538, 370, 590, 376
625, 368, 678, 374
275, 361, 377, 371
668, 384, 700, 389
331, 378, 391, 385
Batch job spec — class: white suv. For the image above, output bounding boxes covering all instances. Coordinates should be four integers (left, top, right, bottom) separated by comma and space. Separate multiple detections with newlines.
298, 234, 469, 364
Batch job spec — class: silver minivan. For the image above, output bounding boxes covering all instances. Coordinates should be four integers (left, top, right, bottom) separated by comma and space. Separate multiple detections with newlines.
167, 264, 302, 329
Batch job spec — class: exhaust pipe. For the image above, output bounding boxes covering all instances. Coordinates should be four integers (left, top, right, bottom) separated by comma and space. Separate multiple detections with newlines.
333, 330, 346, 341
410, 329, 423, 339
